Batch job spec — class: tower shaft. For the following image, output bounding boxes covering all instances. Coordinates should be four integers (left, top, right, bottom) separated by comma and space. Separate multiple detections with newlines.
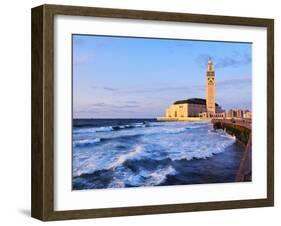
206, 59, 216, 114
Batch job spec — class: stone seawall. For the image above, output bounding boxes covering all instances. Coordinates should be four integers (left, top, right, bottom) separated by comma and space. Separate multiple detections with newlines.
212, 119, 252, 182
235, 135, 252, 181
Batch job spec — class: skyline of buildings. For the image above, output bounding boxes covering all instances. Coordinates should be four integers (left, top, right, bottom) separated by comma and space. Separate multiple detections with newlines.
158, 59, 251, 121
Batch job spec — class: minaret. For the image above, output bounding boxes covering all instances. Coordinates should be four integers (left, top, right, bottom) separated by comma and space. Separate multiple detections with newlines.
206, 58, 216, 114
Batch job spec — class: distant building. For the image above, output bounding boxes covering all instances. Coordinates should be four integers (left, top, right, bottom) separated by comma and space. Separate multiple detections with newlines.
243, 110, 252, 119
236, 109, 244, 118
158, 59, 224, 121
164, 98, 223, 119
224, 109, 252, 120
157, 59, 251, 122
227, 109, 235, 118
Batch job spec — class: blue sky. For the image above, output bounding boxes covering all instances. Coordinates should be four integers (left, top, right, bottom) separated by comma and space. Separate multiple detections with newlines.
73, 35, 252, 119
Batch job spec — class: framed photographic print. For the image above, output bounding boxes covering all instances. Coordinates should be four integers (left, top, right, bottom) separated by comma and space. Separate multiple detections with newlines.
31, 4, 274, 221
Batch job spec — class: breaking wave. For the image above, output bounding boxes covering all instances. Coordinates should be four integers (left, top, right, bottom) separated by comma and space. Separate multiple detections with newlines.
73, 138, 101, 147
73, 122, 150, 134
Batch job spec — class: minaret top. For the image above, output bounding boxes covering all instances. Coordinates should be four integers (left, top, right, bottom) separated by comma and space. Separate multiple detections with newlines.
207, 57, 214, 72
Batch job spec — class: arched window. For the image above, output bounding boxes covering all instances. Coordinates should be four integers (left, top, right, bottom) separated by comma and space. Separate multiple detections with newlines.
175, 111, 177, 117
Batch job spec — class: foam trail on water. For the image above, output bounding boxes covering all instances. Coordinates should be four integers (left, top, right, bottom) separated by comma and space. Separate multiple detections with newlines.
109, 146, 143, 169
144, 166, 177, 186
74, 126, 113, 134
73, 138, 101, 147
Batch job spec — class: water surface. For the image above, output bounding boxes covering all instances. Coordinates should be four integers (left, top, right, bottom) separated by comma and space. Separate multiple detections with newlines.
72, 119, 244, 190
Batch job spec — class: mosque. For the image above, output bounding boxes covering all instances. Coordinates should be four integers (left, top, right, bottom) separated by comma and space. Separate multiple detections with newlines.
157, 58, 225, 121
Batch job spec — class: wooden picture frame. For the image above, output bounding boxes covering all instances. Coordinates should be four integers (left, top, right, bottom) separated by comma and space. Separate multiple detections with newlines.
31, 4, 274, 221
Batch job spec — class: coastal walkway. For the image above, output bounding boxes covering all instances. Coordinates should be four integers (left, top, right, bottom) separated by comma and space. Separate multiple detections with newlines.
211, 118, 251, 131
211, 118, 252, 182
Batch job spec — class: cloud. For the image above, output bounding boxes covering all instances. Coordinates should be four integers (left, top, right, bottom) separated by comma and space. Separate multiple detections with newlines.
91, 86, 120, 92
121, 84, 204, 95
133, 77, 251, 94
103, 87, 119, 91
94, 102, 107, 107
216, 77, 251, 87
124, 100, 139, 104
215, 53, 251, 68
84, 102, 140, 110
215, 77, 252, 110
74, 78, 251, 118
73, 101, 142, 118
196, 52, 252, 69
106, 78, 249, 96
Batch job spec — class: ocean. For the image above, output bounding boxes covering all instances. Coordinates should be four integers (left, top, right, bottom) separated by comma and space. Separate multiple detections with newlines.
72, 119, 245, 190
